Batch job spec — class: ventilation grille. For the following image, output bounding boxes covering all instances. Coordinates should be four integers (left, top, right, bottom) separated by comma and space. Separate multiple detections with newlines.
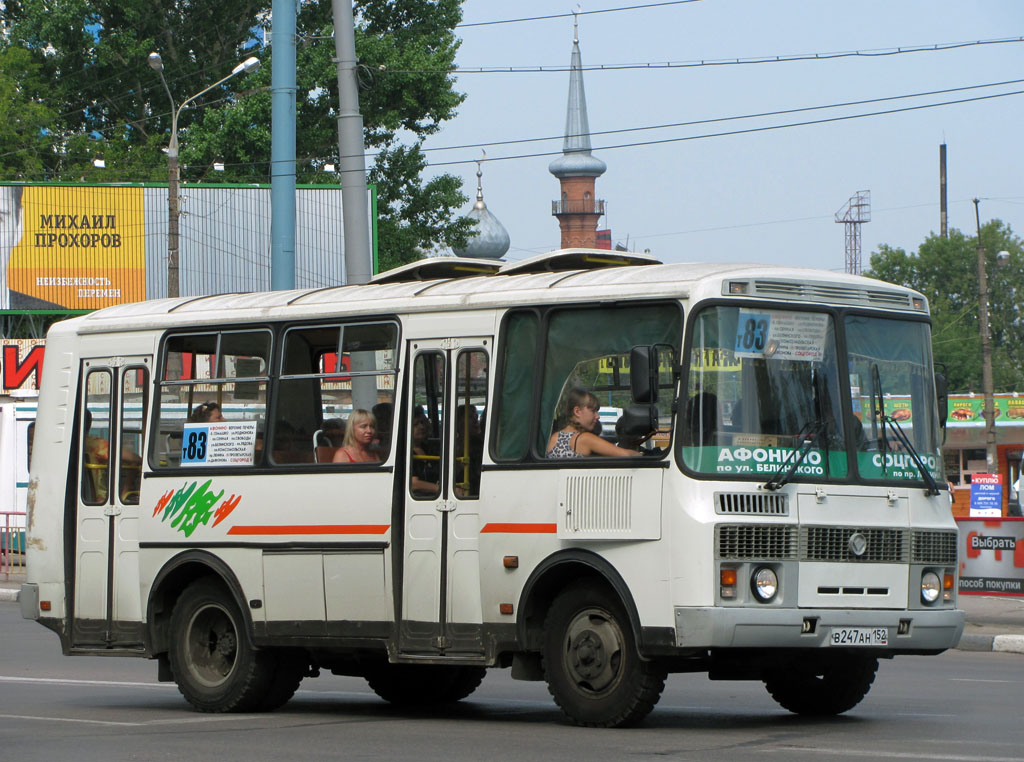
911, 530, 958, 564
564, 474, 632, 533
750, 280, 915, 309
715, 492, 789, 516
802, 526, 907, 563
717, 525, 799, 560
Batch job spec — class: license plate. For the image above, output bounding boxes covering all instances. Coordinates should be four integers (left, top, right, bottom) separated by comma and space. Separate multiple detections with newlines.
829, 627, 888, 646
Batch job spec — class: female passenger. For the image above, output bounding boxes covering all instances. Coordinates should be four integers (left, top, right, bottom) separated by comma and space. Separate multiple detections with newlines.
333, 409, 380, 463
546, 388, 642, 458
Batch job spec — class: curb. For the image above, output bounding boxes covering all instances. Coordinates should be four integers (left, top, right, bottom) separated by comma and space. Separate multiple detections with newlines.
0, 589, 18, 603
957, 633, 1024, 654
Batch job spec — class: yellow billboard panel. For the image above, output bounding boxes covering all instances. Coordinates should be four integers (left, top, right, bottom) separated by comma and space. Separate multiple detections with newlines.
3, 185, 144, 310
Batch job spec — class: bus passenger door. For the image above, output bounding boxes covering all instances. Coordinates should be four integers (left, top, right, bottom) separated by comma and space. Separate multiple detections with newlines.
400, 338, 489, 656
72, 358, 151, 648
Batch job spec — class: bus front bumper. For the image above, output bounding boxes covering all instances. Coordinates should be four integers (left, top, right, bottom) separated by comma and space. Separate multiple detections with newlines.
674, 606, 965, 652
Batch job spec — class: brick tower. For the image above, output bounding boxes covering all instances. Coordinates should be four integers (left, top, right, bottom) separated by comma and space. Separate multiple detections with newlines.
549, 14, 606, 249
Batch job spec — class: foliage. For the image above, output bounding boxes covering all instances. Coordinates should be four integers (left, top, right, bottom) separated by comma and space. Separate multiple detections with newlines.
0, 0, 472, 267
866, 220, 1024, 392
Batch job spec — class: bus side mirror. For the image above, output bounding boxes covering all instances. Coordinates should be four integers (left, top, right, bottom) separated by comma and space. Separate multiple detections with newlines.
934, 369, 948, 428
630, 345, 659, 404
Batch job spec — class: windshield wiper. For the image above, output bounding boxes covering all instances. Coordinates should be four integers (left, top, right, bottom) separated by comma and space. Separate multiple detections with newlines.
870, 362, 940, 496
812, 368, 833, 479
871, 363, 888, 466
883, 414, 942, 496
764, 419, 827, 491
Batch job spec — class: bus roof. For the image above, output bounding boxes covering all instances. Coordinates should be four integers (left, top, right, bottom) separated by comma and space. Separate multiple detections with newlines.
59, 251, 927, 336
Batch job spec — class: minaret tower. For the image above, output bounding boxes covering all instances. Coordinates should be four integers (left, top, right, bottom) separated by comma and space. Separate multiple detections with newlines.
549, 10, 606, 249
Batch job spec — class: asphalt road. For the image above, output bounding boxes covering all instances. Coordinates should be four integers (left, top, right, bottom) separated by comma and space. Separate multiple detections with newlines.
2, 602, 1022, 762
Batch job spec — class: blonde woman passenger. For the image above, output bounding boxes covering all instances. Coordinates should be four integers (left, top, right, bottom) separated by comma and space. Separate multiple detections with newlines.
333, 409, 380, 463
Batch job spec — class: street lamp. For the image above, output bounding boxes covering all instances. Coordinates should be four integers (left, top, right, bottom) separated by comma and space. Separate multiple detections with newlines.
147, 52, 261, 298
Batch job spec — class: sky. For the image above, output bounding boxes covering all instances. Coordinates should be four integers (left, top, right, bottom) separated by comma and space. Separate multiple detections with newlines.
422, 0, 1024, 270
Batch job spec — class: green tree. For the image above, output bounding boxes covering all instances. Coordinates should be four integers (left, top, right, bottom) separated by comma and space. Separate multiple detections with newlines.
866, 220, 1024, 393
0, 0, 472, 267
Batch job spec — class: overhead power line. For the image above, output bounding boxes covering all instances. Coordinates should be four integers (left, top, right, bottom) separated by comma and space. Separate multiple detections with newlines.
456, 0, 702, 28
420, 76, 1024, 154
438, 36, 1024, 74
6, 76, 1024, 178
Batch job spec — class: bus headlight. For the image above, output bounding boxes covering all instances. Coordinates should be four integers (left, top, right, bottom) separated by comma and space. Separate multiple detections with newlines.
751, 567, 778, 602
921, 571, 941, 604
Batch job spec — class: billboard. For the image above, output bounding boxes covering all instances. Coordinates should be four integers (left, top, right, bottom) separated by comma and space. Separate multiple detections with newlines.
3, 185, 145, 310
958, 517, 1024, 596
0, 183, 374, 313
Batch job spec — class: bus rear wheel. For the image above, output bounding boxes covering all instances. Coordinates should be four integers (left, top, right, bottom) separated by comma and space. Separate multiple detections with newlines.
763, 655, 878, 715
169, 579, 274, 713
542, 583, 666, 728
365, 664, 486, 705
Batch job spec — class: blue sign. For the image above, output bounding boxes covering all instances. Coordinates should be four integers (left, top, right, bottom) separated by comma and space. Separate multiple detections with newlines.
970, 473, 1002, 517
181, 425, 210, 465
734, 313, 770, 355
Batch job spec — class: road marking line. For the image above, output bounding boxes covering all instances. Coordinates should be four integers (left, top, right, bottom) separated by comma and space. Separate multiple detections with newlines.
0, 675, 170, 689
0, 712, 261, 728
764, 746, 1024, 761
949, 677, 1015, 683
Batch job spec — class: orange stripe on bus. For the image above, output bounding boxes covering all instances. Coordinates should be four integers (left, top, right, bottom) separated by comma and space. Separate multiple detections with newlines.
227, 525, 390, 536
480, 523, 557, 534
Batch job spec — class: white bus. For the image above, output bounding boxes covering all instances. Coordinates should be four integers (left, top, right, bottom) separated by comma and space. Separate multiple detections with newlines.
20, 249, 963, 727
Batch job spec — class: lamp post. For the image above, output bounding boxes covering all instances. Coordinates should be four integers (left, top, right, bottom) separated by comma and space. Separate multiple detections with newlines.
147, 53, 260, 298
974, 198, 998, 474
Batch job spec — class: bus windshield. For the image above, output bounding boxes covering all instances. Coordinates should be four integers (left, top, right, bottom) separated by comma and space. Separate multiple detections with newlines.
682, 305, 847, 481
845, 314, 944, 484
681, 305, 943, 486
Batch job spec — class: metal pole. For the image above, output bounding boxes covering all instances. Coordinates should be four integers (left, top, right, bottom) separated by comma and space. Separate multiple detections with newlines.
939, 144, 948, 239
332, 0, 373, 284
974, 198, 998, 473
270, 0, 297, 291
167, 126, 180, 298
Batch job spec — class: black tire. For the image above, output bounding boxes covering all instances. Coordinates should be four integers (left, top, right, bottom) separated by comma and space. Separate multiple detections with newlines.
541, 582, 666, 728
365, 664, 486, 706
764, 655, 878, 715
255, 649, 308, 712
168, 579, 274, 713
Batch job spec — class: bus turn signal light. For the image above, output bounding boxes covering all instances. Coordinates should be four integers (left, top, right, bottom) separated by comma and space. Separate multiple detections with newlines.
40, 601, 51, 611
720, 568, 737, 599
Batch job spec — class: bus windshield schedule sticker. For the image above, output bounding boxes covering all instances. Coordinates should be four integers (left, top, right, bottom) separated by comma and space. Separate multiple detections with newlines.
181, 421, 257, 467
734, 310, 829, 362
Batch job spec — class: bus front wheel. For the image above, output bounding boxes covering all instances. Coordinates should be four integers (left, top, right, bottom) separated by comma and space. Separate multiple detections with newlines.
763, 655, 878, 715
542, 583, 666, 727
168, 579, 274, 712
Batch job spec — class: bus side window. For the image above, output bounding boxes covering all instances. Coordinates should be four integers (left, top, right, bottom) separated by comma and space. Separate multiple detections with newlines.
82, 369, 112, 504
118, 366, 148, 504
455, 349, 488, 499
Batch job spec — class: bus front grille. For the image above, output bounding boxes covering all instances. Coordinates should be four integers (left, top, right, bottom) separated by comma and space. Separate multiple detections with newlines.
911, 530, 958, 564
802, 526, 907, 563
716, 525, 799, 560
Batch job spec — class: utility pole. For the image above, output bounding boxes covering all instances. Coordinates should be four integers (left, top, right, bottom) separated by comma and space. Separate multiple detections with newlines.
939, 144, 948, 239
332, 0, 373, 284
974, 198, 998, 473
